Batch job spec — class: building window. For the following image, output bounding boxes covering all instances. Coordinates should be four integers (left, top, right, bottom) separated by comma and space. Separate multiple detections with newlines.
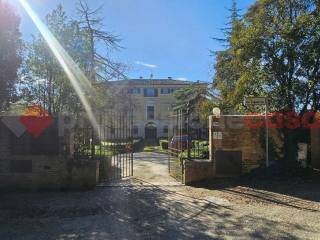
163, 125, 168, 134
147, 106, 155, 120
133, 126, 139, 135
160, 88, 175, 94
128, 87, 141, 95
144, 88, 158, 97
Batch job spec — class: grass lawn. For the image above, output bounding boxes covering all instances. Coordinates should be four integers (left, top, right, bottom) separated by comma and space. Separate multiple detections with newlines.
78, 139, 143, 158
178, 140, 209, 159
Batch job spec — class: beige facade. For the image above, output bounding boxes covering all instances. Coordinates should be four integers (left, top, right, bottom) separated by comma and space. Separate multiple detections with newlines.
109, 78, 207, 140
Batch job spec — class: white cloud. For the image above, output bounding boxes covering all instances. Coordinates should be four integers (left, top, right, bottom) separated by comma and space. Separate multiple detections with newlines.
177, 77, 188, 81
135, 61, 158, 69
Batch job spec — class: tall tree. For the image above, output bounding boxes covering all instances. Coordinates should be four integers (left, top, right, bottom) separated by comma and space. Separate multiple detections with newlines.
242, 0, 320, 168
173, 84, 217, 127
22, 3, 125, 115
23, 5, 85, 114
213, 1, 247, 112
214, 0, 320, 168
0, 0, 22, 111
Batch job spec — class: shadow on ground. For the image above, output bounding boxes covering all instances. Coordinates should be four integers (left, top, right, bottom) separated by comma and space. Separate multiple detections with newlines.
191, 171, 320, 212
0, 177, 315, 240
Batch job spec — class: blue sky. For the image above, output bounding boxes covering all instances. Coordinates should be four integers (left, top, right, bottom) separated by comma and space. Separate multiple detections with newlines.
11, 0, 255, 82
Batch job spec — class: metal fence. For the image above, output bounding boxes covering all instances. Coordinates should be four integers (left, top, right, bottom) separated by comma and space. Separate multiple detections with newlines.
73, 110, 134, 181
168, 104, 209, 182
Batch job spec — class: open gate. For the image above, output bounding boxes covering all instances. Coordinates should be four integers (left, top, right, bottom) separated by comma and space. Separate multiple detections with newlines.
168, 108, 185, 182
74, 109, 134, 181
168, 104, 209, 183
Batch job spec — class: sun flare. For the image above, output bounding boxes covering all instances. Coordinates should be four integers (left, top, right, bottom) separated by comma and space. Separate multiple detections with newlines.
18, 0, 101, 137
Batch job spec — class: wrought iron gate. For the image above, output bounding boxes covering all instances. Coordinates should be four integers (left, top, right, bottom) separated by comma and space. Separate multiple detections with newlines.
74, 109, 134, 181
168, 107, 187, 182
168, 104, 209, 182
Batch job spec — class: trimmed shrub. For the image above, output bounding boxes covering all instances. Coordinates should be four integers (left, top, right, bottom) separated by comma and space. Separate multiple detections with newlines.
160, 140, 169, 150
133, 138, 144, 152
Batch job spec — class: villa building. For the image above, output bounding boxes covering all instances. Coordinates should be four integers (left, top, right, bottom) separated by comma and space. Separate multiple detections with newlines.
108, 78, 207, 141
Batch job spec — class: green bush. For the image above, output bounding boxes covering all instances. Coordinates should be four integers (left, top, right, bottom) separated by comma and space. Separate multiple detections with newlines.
160, 140, 169, 150
133, 138, 144, 152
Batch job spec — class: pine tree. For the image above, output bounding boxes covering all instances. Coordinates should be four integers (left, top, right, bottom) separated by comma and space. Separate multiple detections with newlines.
213, 0, 246, 112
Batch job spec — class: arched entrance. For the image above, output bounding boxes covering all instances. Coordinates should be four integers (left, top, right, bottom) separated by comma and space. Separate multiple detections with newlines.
145, 122, 157, 141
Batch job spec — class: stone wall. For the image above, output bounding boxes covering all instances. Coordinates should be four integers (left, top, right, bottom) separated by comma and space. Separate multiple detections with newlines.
0, 115, 99, 190
177, 114, 287, 184
0, 155, 69, 190
209, 115, 282, 176
0, 156, 100, 190
67, 160, 100, 190
183, 160, 214, 185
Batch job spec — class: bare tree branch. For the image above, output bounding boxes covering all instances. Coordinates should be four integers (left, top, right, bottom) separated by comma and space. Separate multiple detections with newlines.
76, 0, 127, 82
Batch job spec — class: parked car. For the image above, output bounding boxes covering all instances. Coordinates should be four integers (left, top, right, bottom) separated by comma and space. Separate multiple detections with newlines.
169, 135, 191, 150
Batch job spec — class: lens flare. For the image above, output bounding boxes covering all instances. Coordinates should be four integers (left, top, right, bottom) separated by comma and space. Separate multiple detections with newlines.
19, 0, 101, 137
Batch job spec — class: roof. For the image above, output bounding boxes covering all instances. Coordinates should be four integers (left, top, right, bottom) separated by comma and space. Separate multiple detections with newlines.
108, 78, 208, 86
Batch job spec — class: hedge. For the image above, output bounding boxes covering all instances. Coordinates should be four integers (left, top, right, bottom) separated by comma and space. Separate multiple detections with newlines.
160, 140, 169, 150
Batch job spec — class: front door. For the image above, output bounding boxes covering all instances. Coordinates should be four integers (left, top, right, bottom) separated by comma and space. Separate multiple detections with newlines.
145, 126, 157, 140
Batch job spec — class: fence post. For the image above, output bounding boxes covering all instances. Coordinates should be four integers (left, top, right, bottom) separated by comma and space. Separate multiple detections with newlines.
186, 102, 191, 160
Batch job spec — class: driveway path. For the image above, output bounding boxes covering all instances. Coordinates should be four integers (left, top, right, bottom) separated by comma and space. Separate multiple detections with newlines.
132, 152, 180, 185
1, 152, 320, 239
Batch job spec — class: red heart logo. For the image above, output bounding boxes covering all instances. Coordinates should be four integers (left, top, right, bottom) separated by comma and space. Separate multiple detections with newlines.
20, 116, 53, 138
19, 105, 54, 138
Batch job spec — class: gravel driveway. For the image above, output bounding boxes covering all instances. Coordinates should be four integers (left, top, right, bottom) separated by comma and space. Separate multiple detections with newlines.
1, 152, 320, 239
